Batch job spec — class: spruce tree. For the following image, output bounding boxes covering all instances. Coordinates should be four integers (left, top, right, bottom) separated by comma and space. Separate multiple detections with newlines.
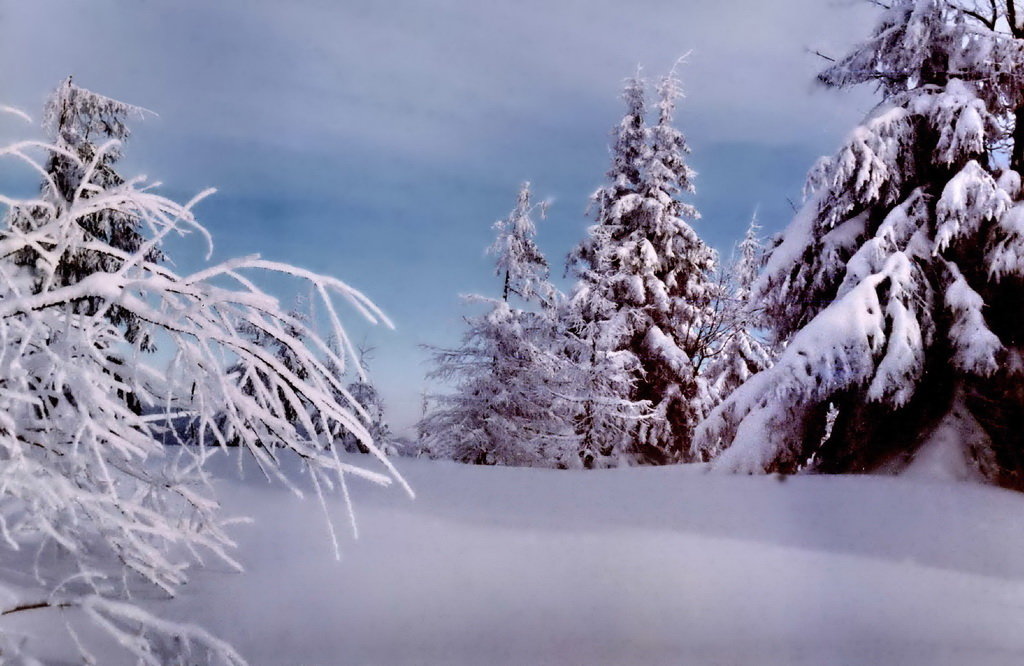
420, 184, 572, 465
567, 70, 718, 465
563, 76, 650, 467
703, 218, 774, 405
10, 78, 161, 348
339, 347, 396, 455
698, 0, 1024, 486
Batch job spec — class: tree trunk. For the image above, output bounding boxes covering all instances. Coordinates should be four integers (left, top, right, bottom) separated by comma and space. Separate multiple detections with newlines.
1012, 108, 1024, 178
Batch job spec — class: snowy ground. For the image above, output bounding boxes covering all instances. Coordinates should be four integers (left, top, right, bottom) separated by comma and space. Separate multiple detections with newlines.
11, 454, 1024, 665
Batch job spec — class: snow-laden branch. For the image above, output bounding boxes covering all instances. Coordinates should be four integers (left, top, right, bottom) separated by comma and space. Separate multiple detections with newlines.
0, 89, 406, 664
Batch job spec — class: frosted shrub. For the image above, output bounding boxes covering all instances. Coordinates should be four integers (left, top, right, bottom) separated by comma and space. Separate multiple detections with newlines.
0, 84, 406, 663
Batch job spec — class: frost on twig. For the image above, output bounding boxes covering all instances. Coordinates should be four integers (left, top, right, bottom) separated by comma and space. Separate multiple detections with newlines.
0, 86, 405, 663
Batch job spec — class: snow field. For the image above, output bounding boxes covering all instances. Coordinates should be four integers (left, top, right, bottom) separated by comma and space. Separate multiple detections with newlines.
137, 456, 1024, 665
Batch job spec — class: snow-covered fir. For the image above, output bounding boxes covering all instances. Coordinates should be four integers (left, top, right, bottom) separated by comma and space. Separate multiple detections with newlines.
566, 69, 719, 465
702, 217, 775, 405
420, 184, 577, 466
9, 78, 162, 349
338, 348, 398, 456
698, 0, 1024, 487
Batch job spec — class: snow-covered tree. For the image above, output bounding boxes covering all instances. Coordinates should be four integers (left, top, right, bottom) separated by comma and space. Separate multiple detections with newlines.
233, 307, 396, 457
697, 0, 1024, 486
490, 184, 555, 305
10, 78, 160, 349
338, 346, 395, 455
0, 92, 406, 663
567, 69, 718, 465
233, 306, 311, 428
702, 217, 774, 404
420, 184, 574, 466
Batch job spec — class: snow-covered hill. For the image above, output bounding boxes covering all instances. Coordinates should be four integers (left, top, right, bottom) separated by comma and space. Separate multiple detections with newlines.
12, 455, 1024, 665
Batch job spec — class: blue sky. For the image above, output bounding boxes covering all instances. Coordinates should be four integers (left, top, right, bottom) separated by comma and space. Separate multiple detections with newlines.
1, 0, 878, 433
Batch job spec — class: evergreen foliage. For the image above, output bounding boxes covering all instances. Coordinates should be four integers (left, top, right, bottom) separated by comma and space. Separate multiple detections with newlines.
420, 184, 574, 465
10, 78, 162, 348
703, 217, 775, 406
567, 69, 718, 465
698, 0, 1024, 486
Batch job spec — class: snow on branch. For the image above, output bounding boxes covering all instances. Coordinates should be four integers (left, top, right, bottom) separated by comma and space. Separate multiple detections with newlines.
0, 102, 405, 663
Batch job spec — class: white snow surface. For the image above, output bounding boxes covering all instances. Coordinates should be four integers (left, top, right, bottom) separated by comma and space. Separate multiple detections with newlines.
10, 454, 1024, 665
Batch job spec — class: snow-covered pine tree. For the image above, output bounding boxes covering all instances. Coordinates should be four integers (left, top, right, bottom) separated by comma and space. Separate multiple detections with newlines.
9, 78, 160, 348
231, 303, 396, 458
420, 184, 573, 466
562, 76, 650, 467
703, 217, 774, 405
0, 98, 406, 663
491, 184, 554, 305
233, 306, 311, 429
338, 346, 395, 455
566, 69, 718, 465
697, 0, 1024, 485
